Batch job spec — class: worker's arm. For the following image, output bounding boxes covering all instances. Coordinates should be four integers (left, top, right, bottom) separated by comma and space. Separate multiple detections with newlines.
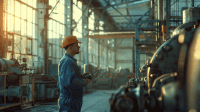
60, 60, 87, 89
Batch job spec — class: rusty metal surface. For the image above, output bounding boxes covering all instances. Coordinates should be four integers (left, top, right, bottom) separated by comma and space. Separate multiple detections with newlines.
183, 7, 200, 24
22, 75, 30, 84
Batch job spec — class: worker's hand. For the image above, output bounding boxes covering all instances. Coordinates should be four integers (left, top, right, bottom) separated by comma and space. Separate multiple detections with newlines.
81, 72, 90, 78
86, 79, 91, 85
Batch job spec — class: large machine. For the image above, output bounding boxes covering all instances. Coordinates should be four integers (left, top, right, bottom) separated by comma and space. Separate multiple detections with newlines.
109, 7, 200, 112
0, 58, 34, 110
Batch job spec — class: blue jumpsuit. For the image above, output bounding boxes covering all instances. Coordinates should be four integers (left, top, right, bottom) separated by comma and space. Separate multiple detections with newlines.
57, 53, 87, 112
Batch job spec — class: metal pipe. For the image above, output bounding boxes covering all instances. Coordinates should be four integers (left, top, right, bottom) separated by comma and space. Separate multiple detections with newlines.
135, 24, 140, 78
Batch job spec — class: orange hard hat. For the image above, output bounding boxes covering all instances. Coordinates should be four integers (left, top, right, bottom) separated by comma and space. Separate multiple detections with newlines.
62, 35, 81, 48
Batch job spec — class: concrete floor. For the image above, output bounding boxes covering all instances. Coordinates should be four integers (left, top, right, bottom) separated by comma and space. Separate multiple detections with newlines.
4, 89, 117, 112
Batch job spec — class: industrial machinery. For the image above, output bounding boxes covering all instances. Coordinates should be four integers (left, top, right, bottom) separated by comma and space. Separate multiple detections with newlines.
139, 61, 149, 80
93, 68, 131, 90
0, 58, 34, 110
109, 7, 200, 112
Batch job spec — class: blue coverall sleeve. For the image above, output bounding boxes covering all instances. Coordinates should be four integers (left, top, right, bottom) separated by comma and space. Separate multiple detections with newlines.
71, 73, 88, 89
60, 60, 87, 89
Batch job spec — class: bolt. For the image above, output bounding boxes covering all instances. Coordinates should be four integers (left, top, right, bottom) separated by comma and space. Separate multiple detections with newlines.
164, 45, 170, 51
156, 54, 163, 60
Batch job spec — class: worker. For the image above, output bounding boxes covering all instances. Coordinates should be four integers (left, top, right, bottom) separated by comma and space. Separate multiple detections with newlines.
57, 35, 91, 112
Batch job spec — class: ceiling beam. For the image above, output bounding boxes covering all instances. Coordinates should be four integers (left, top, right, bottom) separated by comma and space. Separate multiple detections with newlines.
82, 0, 118, 30
111, 15, 149, 17
92, 28, 157, 32
88, 34, 152, 39
91, 0, 142, 9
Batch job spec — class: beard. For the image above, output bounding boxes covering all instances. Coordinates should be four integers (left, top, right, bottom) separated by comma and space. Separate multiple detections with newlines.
75, 50, 80, 54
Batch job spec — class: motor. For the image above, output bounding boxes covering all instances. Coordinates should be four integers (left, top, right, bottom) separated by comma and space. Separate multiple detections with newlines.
109, 7, 200, 112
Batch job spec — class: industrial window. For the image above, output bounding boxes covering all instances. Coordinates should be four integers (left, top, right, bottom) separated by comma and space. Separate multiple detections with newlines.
3, 0, 38, 68
73, 0, 82, 64
48, 0, 66, 64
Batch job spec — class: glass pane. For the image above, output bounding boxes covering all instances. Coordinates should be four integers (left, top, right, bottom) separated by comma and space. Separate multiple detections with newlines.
52, 32, 56, 44
56, 45, 59, 58
48, 30, 53, 41
7, 14, 14, 32
26, 55, 32, 67
27, 0, 33, 6
27, 39, 32, 54
60, 4, 64, 15
56, 33, 59, 45
49, 44, 52, 57
21, 20, 26, 36
15, 1, 21, 17
32, 0, 37, 8
32, 39, 37, 55
21, 0, 28, 4
27, 7, 32, 22
73, 0, 77, 4
33, 11, 36, 24
14, 35, 21, 54
32, 24, 36, 39
56, 23, 59, 35
15, 17, 20, 34
78, 1, 82, 8
48, 20, 53, 31
21, 37, 27, 54
14, 53, 21, 61
53, 21, 57, 32
21, 4, 27, 20
54, 45, 56, 58
27, 22, 32, 38
8, 0, 14, 15
59, 14, 64, 24
61, 0, 64, 5
59, 25, 64, 35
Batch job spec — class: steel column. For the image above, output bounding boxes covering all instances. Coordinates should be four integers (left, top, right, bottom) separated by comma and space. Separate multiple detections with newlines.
64, 0, 72, 57
106, 47, 108, 67
166, 0, 170, 37
158, 0, 163, 43
94, 11, 100, 68
192, 0, 194, 7
82, 2, 89, 65
132, 38, 136, 73
65, 0, 72, 36
37, 0, 48, 75
44, 0, 49, 76
114, 39, 117, 69
0, 0, 4, 58
98, 40, 100, 68
135, 24, 140, 78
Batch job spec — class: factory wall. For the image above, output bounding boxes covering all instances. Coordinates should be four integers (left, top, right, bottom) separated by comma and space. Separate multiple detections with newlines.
5, 0, 200, 75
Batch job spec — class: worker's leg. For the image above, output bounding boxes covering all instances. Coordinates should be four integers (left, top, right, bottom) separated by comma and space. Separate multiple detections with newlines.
58, 97, 83, 112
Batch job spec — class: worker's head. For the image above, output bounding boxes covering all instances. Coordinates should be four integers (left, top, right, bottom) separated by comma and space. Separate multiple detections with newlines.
62, 35, 81, 56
